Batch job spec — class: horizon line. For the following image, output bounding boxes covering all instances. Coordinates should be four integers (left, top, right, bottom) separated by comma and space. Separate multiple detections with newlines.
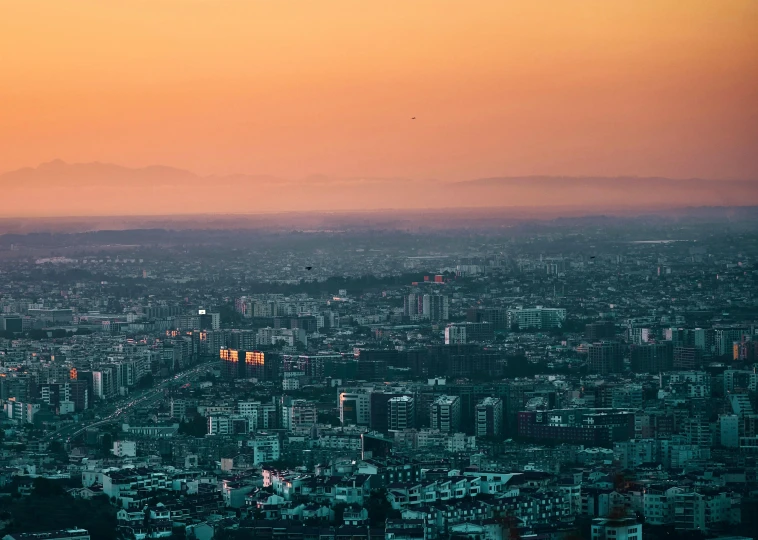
3, 159, 757, 184
1, 203, 757, 222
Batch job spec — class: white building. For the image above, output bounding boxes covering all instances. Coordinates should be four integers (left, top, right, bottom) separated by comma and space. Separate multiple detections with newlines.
430, 395, 461, 433
614, 439, 655, 468
507, 307, 566, 330
316, 430, 363, 451
445, 432, 477, 452
207, 415, 249, 435
388, 396, 415, 431
475, 397, 503, 438
170, 398, 188, 420
5, 400, 40, 425
339, 391, 371, 426
288, 400, 318, 432
113, 440, 137, 457
59, 401, 75, 415
590, 518, 642, 540
244, 433, 281, 465
643, 487, 740, 532
422, 295, 449, 322
444, 324, 466, 345
237, 401, 277, 430
92, 370, 114, 399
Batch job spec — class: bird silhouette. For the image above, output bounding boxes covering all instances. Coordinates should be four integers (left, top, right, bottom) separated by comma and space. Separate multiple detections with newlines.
411, 117, 416, 120
305, 266, 313, 271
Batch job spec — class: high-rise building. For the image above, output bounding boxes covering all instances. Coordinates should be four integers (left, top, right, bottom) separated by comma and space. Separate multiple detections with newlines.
715, 328, 748, 357
229, 330, 257, 351
422, 295, 449, 322
404, 293, 422, 318
220, 348, 242, 380
507, 307, 566, 330
69, 380, 89, 411
673, 347, 702, 371
220, 348, 279, 381
444, 324, 467, 345
683, 417, 711, 447
287, 399, 318, 431
388, 396, 415, 431
92, 368, 115, 399
356, 349, 393, 380
425, 344, 503, 379
40, 383, 71, 407
339, 390, 371, 426
630, 342, 673, 373
458, 322, 495, 342
475, 397, 503, 438
719, 414, 739, 448
199, 311, 221, 330
369, 389, 409, 432
466, 307, 507, 330
430, 395, 461, 433
692, 328, 715, 353
0, 375, 33, 402
170, 398, 188, 420
585, 321, 616, 341
588, 341, 625, 374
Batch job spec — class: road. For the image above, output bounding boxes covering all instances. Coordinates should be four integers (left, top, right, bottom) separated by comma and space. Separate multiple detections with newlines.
44, 360, 220, 444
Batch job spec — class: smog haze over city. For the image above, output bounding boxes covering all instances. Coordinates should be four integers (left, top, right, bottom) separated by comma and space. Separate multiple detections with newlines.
1, 2, 758, 540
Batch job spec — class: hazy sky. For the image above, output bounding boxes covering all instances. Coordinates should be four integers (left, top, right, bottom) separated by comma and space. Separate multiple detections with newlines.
1, 0, 757, 181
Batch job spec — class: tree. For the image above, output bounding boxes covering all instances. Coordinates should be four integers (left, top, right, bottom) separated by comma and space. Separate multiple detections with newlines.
264, 456, 301, 470
2, 485, 118, 540
137, 373, 154, 389
178, 415, 207, 437
100, 433, 113, 456
317, 412, 341, 427
32, 478, 66, 497
218, 303, 243, 327
48, 440, 67, 457
27, 329, 49, 340
332, 502, 348, 525
365, 489, 400, 526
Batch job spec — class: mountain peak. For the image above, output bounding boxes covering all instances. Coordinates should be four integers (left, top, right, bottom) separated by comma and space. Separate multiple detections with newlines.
37, 159, 68, 170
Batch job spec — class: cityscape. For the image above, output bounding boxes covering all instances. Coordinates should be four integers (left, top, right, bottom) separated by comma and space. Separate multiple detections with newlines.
0, 215, 757, 540
2, 1, 757, 540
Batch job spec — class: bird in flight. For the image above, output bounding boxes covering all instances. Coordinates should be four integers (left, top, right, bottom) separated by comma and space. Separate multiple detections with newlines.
411, 117, 416, 120
305, 266, 313, 271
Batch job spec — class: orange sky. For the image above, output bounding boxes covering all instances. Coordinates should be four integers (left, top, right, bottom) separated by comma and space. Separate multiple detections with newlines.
1, 0, 757, 183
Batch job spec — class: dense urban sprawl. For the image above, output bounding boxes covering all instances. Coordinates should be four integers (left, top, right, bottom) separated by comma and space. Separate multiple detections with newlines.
0, 219, 757, 540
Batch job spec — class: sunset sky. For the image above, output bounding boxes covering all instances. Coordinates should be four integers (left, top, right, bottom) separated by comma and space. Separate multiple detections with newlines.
1, 0, 757, 186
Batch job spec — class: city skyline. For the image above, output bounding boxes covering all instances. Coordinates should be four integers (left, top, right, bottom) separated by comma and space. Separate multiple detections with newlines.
2, 2, 758, 538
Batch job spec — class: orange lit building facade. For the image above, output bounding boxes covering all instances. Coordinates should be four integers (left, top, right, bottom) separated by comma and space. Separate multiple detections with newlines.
220, 348, 279, 381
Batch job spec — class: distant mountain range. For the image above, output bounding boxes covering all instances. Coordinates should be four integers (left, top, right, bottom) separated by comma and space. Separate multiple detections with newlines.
1, 160, 756, 217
